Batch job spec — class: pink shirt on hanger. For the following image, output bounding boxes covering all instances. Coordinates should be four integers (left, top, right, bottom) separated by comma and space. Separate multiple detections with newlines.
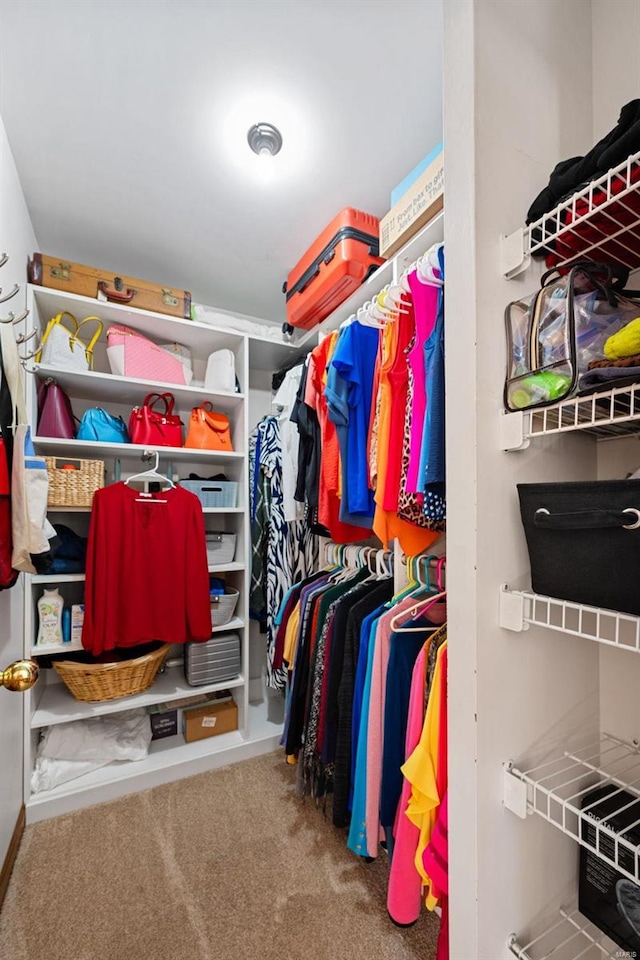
406, 270, 439, 495
386, 644, 428, 925
365, 595, 419, 857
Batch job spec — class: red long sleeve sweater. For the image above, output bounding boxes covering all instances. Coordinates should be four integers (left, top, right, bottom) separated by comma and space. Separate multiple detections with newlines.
82, 483, 212, 655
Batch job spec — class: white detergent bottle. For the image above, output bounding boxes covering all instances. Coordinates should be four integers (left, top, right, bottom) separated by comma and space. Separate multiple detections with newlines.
37, 589, 64, 647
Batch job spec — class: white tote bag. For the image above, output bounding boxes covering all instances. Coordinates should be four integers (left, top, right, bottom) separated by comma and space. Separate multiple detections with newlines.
204, 349, 236, 393
38, 312, 103, 373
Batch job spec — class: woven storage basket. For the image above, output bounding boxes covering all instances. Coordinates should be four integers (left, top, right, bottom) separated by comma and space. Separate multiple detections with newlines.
46, 457, 104, 508
179, 479, 238, 508
211, 588, 240, 628
53, 642, 170, 702
206, 532, 237, 566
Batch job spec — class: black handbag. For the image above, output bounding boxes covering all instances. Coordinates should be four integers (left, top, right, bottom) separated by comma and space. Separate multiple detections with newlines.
518, 479, 640, 615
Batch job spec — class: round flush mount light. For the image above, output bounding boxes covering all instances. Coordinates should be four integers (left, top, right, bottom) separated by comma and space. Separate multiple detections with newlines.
247, 122, 283, 157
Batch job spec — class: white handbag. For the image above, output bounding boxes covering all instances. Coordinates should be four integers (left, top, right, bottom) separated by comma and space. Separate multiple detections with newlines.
37, 311, 103, 373
204, 348, 236, 393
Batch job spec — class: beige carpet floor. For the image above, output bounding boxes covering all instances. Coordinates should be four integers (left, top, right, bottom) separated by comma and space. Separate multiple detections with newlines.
0, 751, 439, 960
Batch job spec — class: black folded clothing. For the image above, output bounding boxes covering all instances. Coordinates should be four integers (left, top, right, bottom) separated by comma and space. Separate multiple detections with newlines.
526, 99, 640, 227
187, 472, 229, 482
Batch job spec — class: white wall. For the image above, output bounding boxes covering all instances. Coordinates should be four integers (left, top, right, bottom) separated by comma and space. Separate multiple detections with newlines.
0, 112, 37, 863
445, 2, 601, 956
591, 7, 640, 762
591, 0, 640, 141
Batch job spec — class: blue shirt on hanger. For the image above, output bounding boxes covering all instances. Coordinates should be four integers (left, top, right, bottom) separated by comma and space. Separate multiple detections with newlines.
329, 321, 379, 518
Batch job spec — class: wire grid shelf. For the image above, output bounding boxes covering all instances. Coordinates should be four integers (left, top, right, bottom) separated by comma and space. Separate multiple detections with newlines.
501, 151, 640, 278
501, 589, 640, 654
500, 382, 640, 450
508, 907, 625, 959
507, 736, 640, 885
528, 383, 640, 440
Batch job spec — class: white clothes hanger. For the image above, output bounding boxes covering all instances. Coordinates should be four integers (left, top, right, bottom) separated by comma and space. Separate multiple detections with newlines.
125, 450, 175, 503
384, 282, 411, 314
416, 243, 444, 286
355, 300, 384, 329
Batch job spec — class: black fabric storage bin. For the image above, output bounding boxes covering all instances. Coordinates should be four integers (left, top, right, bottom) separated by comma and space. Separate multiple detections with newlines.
517, 480, 640, 615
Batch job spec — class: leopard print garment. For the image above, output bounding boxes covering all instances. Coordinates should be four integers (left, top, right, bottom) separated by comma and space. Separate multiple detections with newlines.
397, 363, 446, 532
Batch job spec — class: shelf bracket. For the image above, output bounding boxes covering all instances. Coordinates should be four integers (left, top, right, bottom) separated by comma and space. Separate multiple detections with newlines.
499, 586, 528, 632
500, 228, 530, 279
500, 410, 529, 452
503, 763, 528, 819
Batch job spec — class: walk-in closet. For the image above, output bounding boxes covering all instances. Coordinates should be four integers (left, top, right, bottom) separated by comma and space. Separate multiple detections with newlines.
1, 1, 640, 958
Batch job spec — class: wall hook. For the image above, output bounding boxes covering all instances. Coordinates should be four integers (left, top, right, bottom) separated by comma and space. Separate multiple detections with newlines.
15, 328, 38, 346
0, 253, 9, 270
0, 283, 20, 304
0, 308, 29, 325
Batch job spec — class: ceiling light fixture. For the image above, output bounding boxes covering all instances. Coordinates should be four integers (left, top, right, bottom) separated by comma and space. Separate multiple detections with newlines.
247, 122, 283, 158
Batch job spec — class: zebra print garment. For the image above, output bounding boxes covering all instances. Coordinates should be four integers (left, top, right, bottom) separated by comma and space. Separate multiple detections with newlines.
254, 416, 288, 689
250, 416, 320, 690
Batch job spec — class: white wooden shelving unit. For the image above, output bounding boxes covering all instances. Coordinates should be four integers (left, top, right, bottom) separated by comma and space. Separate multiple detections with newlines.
22, 284, 286, 822
18, 200, 447, 825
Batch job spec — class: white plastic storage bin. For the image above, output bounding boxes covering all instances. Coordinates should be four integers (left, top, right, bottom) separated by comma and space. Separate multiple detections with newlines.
206, 532, 237, 566
179, 479, 238, 508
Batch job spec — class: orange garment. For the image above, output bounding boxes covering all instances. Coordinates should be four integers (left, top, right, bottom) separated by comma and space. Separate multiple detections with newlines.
383, 296, 414, 511
373, 317, 440, 554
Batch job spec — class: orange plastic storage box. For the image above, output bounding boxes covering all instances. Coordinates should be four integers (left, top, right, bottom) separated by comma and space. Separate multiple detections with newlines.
283, 208, 385, 331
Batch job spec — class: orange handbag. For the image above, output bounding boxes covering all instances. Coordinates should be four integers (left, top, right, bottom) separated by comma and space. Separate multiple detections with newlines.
184, 403, 233, 451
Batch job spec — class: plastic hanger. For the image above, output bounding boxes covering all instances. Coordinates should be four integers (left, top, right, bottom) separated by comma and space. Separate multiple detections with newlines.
380, 284, 411, 317
389, 590, 447, 633
125, 450, 175, 502
355, 299, 386, 330
416, 243, 445, 286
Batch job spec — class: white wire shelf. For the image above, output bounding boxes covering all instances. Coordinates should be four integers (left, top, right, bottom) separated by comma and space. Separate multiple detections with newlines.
500, 587, 640, 654
504, 735, 640, 885
500, 382, 640, 450
500, 151, 640, 278
508, 907, 625, 959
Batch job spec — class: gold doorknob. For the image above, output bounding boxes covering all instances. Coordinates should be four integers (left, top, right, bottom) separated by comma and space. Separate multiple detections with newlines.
1, 659, 39, 692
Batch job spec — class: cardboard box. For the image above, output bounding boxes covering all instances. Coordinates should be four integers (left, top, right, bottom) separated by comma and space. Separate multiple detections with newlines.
182, 698, 238, 743
379, 150, 444, 259
390, 142, 443, 206
578, 785, 640, 956
149, 708, 178, 741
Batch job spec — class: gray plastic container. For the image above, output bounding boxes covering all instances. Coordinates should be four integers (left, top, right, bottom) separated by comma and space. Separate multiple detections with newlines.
184, 633, 241, 686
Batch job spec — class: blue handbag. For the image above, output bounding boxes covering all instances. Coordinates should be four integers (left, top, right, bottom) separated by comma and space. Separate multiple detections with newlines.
76, 407, 130, 443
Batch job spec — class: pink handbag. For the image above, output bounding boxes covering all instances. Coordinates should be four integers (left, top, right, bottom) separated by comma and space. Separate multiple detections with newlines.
106, 324, 187, 384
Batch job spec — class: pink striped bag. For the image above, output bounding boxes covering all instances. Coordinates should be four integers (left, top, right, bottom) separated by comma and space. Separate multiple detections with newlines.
106, 324, 187, 384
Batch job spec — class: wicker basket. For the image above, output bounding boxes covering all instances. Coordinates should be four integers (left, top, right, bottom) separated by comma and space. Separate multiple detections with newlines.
46, 457, 104, 508
210, 588, 240, 628
53, 642, 170, 702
